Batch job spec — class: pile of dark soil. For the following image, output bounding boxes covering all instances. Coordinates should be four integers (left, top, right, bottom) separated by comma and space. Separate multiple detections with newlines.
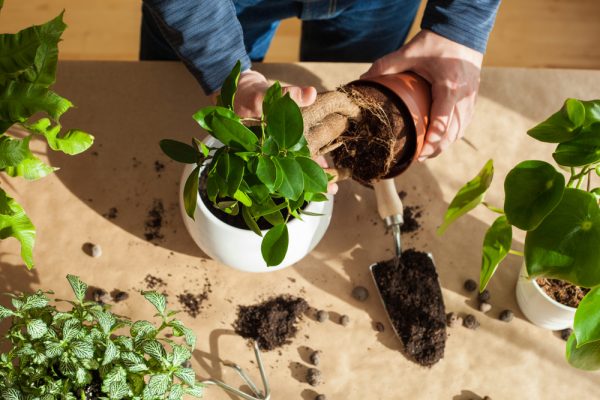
536, 278, 590, 308
331, 83, 415, 184
144, 274, 166, 289
144, 199, 165, 241
234, 296, 309, 351
371, 249, 446, 366
103, 207, 118, 220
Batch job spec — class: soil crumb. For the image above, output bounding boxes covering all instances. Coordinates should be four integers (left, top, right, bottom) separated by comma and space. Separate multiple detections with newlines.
144, 199, 165, 241
234, 296, 309, 351
154, 160, 165, 173
536, 278, 590, 308
372, 249, 446, 366
144, 274, 166, 289
402, 205, 422, 233
103, 207, 118, 220
177, 280, 212, 318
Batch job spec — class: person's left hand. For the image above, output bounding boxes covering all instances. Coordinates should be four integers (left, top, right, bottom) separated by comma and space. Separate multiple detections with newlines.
362, 29, 483, 160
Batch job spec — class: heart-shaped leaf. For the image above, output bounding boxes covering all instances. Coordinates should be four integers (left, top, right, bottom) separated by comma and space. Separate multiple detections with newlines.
552, 123, 600, 167
480, 215, 512, 291
525, 188, 600, 287
527, 98, 585, 143
504, 160, 565, 230
566, 333, 600, 371
574, 287, 600, 347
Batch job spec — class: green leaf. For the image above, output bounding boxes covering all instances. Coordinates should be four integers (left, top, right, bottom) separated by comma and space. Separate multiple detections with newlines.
193, 138, 210, 157
242, 205, 262, 236
192, 106, 239, 132
148, 373, 171, 396
296, 156, 328, 193
3, 135, 56, 180
553, 123, 600, 167
262, 81, 282, 115
274, 157, 304, 200
71, 340, 94, 359
26, 319, 48, 339
0, 135, 28, 168
169, 384, 184, 400
256, 156, 278, 191
26, 118, 94, 155
121, 352, 148, 372
0, 304, 14, 319
227, 154, 245, 195
174, 368, 196, 386
183, 165, 200, 220
0, 81, 71, 122
95, 310, 115, 334
574, 287, 600, 347
184, 384, 204, 398
211, 114, 258, 151
503, 160, 565, 230
1, 388, 23, 400
305, 192, 328, 202
44, 340, 63, 358
0, 191, 35, 268
566, 333, 600, 371
143, 291, 167, 314
66, 274, 87, 302
0, 26, 40, 76
262, 136, 279, 156
438, 159, 494, 234
20, 12, 66, 86
108, 381, 130, 400
525, 188, 600, 287
206, 172, 219, 203
266, 93, 304, 149
261, 224, 289, 267
62, 319, 81, 341
143, 339, 167, 361
169, 320, 196, 350
527, 98, 586, 143
219, 60, 241, 110
480, 216, 512, 291
171, 344, 191, 366
103, 340, 120, 365
21, 292, 49, 310
233, 189, 252, 207
582, 100, 600, 126
160, 139, 198, 164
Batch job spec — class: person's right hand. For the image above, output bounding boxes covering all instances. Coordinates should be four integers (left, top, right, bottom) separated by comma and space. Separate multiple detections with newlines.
211, 69, 317, 118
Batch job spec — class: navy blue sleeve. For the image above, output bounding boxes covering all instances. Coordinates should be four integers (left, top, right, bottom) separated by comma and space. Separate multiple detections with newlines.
421, 0, 501, 53
142, 0, 251, 94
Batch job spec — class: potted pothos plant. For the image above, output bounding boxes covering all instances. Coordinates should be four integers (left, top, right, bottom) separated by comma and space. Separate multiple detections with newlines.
161, 62, 332, 270
438, 98, 600, 370
0, 6, 94, 268
0, 275, 204, 399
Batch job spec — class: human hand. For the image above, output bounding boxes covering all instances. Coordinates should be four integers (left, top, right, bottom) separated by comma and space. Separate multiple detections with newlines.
211, 69, 317, 118
362, 30, 483, 160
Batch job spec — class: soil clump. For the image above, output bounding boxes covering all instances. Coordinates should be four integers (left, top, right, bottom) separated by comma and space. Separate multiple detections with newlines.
536, 278, 590, 308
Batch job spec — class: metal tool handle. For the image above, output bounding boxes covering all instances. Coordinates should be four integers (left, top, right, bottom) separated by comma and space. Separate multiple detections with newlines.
373, 179, 404, 258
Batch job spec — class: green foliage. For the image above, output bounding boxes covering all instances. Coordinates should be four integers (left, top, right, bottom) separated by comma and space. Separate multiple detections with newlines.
503, 160, 565, 230
437, 159, 493, 235
0, 276, 203, 399
0, 11, 94, 269
439, 98, 600, 370
161, 62, 329, 266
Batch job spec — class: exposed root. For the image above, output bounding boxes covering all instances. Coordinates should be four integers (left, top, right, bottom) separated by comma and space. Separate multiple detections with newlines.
306, 112, 349, 155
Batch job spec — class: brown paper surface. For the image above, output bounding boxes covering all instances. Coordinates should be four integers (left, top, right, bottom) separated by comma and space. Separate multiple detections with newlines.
1, 61, 599, 399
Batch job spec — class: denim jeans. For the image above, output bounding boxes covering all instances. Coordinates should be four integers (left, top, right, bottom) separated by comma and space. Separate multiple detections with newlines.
140, 0, 420, 63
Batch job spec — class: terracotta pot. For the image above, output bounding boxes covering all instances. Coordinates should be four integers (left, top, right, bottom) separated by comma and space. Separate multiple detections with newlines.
356, 72, 431, 178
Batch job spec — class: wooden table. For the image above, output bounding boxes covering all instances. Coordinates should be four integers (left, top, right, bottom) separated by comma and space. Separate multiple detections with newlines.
2, 62, 599, 399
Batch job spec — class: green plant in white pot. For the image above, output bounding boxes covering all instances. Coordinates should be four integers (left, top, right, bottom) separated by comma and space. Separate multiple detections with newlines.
0, 6, 94, 268
439, 98, 600, 370
161, 62, 332, 270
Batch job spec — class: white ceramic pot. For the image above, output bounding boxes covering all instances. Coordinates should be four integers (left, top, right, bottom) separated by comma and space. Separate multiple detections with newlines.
179, 138, 334, 272
515, 263, 576, 330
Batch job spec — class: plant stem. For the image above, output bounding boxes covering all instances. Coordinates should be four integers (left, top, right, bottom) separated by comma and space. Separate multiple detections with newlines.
587, 170, 592, 192
508, 249, 524, 257
482, 202, 504, 214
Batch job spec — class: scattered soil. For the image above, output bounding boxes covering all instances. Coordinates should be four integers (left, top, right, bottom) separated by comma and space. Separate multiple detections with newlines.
398, 190, 407, 200
374, 322, 385, 332
177, 281, 211, 318
233, 296, 309, 351
536, 278, 590, 308
560, 328, 573, 341
154, 160, 165, 173
371, 249, 446, 366
330, 83, 415, 184
103, 207, 118, 220
402, 205, 422, 233
144, 199, 165, 241
144, 274, 166, 290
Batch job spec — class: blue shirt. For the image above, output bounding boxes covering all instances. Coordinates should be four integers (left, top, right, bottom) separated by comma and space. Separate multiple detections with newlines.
143, 0, 500, 94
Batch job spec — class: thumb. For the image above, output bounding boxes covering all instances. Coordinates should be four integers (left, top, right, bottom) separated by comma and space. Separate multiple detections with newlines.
361, 50, 414, 78
282, 86, 317, 107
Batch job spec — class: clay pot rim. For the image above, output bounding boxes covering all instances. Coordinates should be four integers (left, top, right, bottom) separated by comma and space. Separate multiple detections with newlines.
353, 72, 431, 178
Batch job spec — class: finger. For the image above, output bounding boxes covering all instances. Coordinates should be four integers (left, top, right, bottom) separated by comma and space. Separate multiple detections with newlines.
428, 110, 460, 159
282, 86, 317, 107
419, 85, 455, 160
327, 182, 339, 195
361, 50, 414, 78
314, 155, 328, 168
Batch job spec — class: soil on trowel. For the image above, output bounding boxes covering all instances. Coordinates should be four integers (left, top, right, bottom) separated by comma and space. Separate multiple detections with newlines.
372, 249, 446, 366
332, 83, 415, 185
536, 278, 590, 308
234, 296, 309, 351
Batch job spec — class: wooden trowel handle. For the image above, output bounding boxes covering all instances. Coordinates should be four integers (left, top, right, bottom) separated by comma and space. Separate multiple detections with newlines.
373, 179, 404, 227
